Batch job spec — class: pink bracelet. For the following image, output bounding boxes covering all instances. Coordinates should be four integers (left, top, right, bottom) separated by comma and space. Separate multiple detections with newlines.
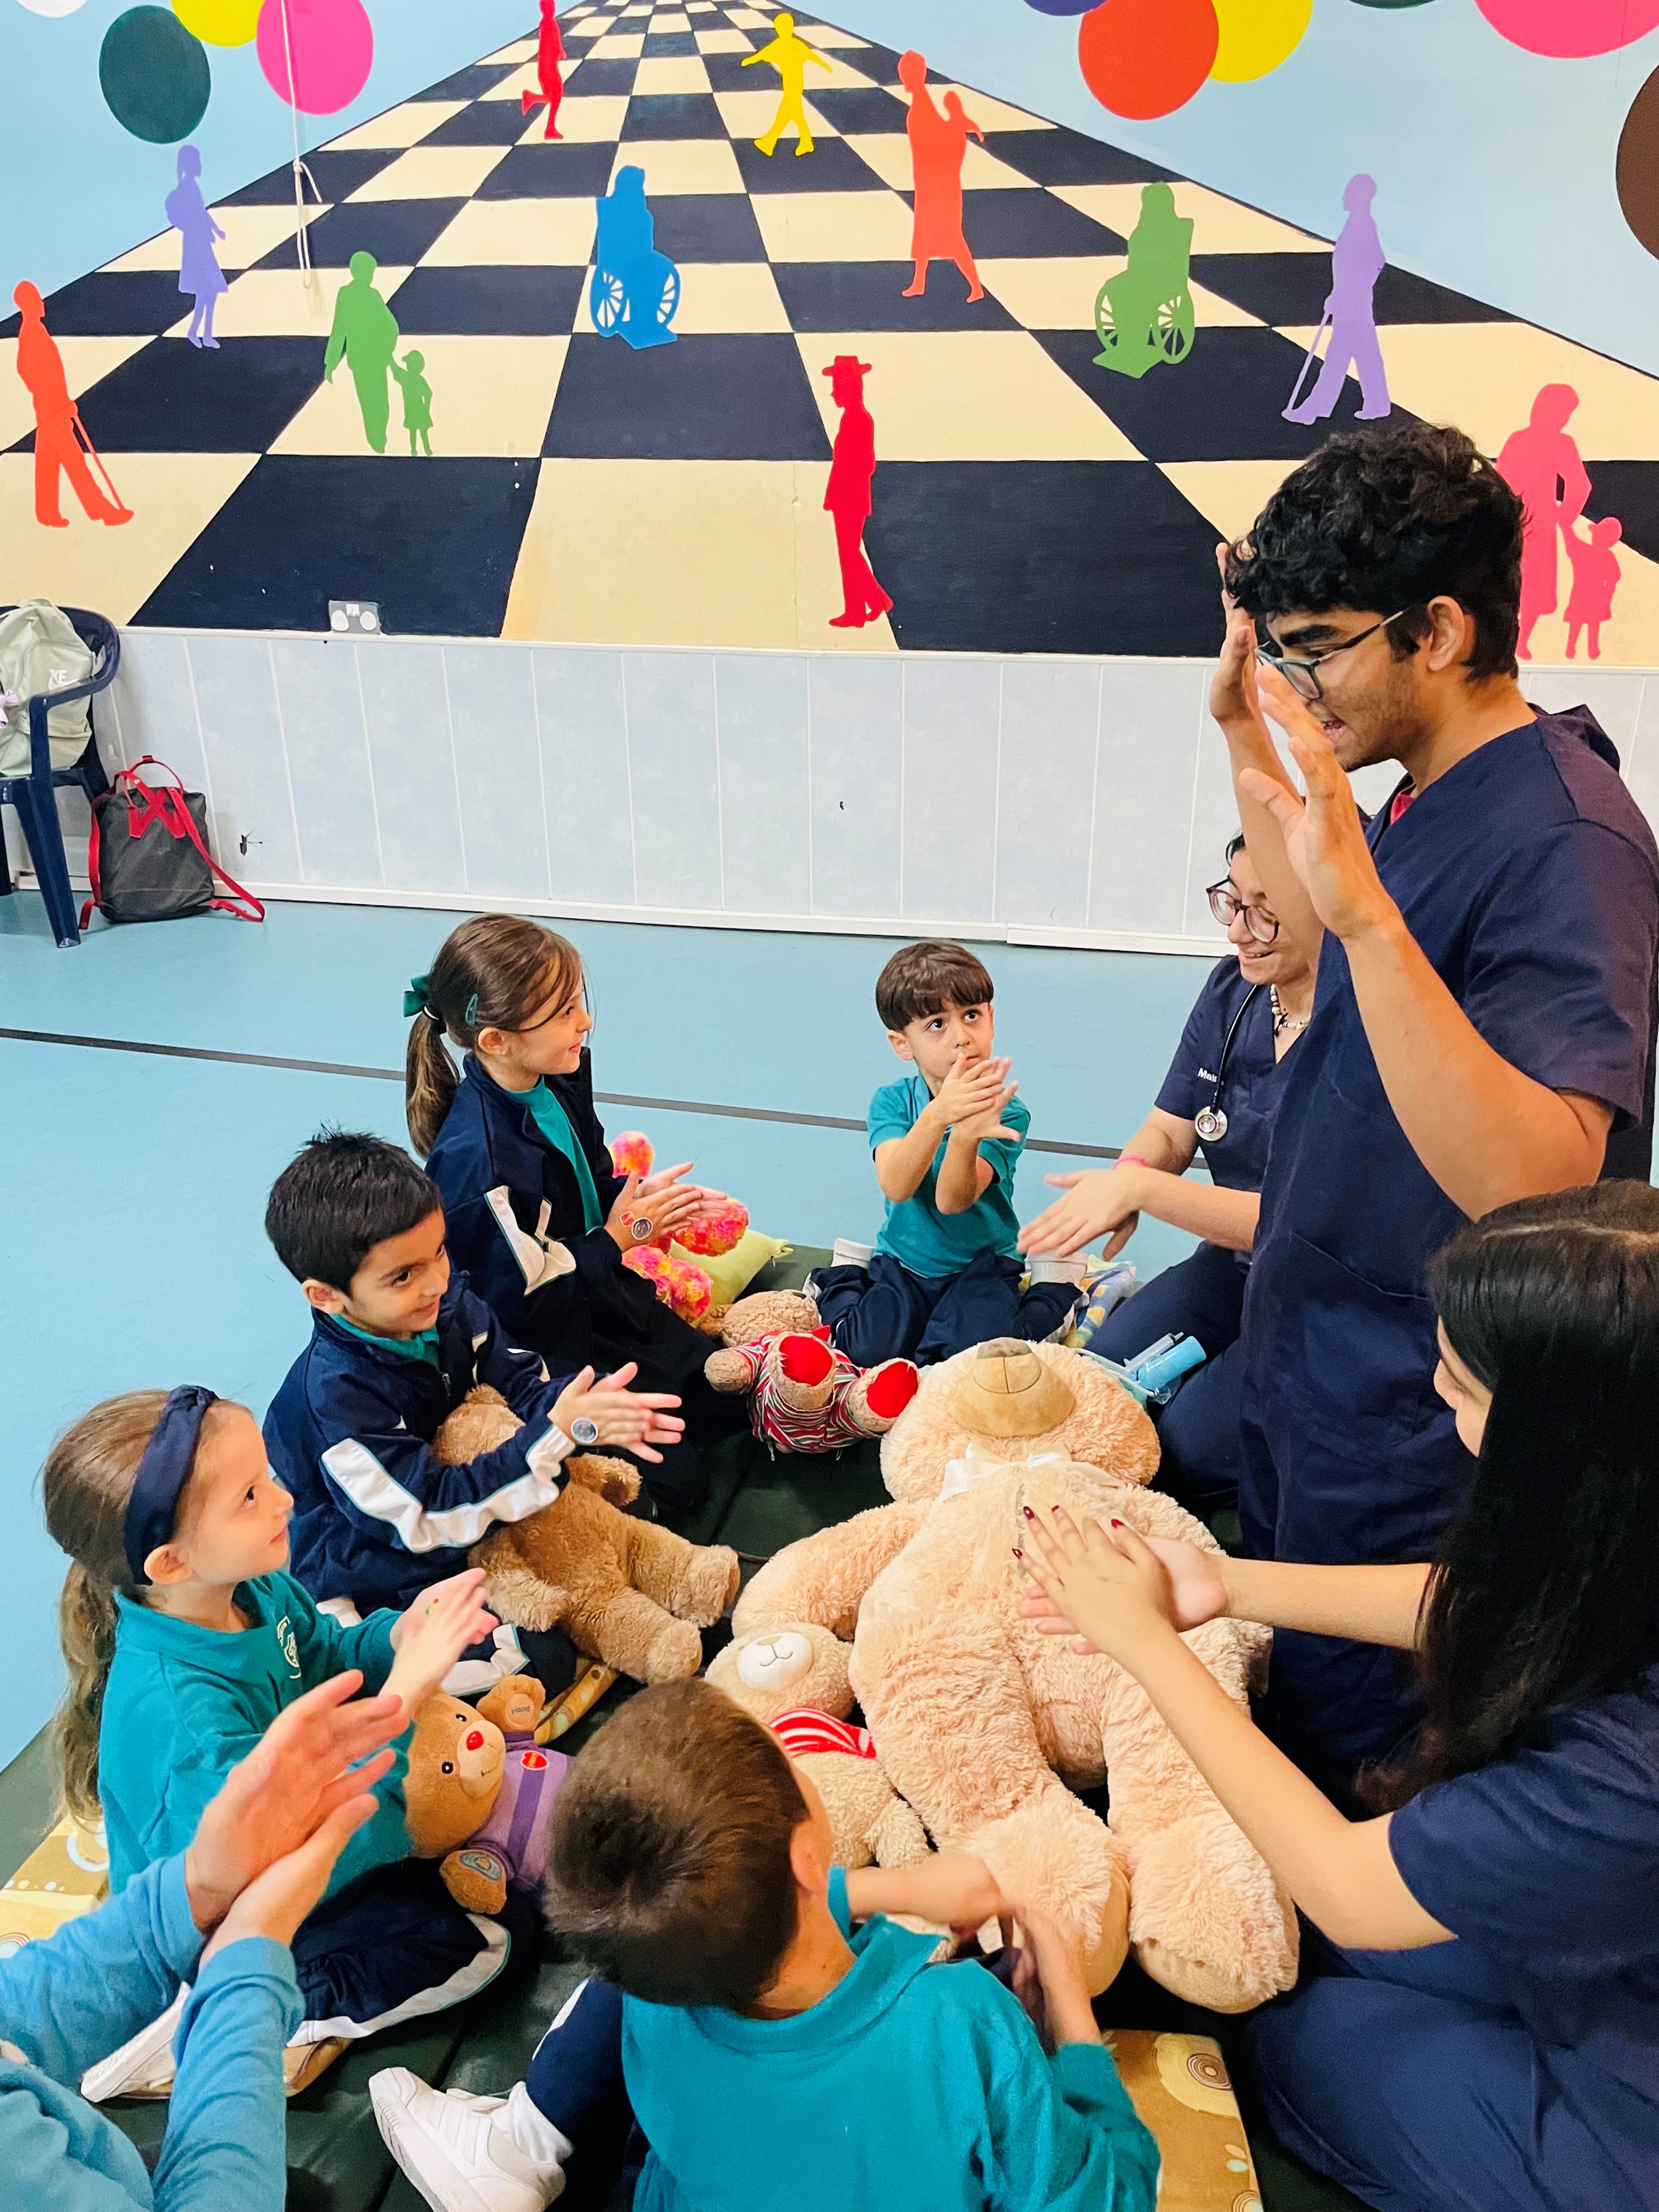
1116, 1154, 1149, 1168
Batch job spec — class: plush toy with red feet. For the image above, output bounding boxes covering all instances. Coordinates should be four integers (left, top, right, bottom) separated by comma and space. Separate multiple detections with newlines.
704, 1289, 919, 1454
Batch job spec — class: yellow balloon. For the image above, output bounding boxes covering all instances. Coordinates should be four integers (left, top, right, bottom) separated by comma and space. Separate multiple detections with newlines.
1209, 0, 1312, 83
171, 0, 263, 47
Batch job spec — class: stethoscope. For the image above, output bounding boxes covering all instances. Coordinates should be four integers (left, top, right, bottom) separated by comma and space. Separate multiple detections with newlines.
1193, 984, 1263, 1145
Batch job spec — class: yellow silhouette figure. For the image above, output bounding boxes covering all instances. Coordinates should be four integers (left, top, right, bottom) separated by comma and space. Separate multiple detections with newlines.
742, 11, 832, 158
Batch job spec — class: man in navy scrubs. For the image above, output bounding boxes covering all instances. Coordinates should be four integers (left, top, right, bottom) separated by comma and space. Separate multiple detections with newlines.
1214, 423, 1659, 1801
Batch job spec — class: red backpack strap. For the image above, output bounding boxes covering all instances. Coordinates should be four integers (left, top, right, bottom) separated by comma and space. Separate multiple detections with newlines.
78, 799, 104, 930
159, 786, 265, 921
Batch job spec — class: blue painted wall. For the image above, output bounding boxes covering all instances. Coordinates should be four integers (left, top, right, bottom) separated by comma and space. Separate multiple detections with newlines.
1, 0, 535, 304
829, 0, 1659, 377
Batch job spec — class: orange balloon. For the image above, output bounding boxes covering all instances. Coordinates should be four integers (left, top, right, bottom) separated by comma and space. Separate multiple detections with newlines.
1078, 0, 1218, 121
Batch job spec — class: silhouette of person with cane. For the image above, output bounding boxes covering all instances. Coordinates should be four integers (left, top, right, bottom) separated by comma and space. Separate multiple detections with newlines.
822, 354, 892, 629
898, 52, 983, 301
1284, 173, 1391, 425
743, 12, 832, 157
12, 282, 132, 527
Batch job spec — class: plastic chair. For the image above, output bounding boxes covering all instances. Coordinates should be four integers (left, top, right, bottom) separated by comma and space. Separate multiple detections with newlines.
0, 606, 120, 948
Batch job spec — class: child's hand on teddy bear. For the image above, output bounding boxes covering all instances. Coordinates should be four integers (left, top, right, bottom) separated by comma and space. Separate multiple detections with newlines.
552, 1361, 686, 1464
386, 1568, 500, 1718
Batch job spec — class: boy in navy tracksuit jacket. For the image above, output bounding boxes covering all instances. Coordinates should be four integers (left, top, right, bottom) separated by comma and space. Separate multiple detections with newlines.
263, 1132, 688, 1696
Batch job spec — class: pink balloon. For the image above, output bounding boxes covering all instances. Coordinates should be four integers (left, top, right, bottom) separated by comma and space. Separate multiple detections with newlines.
1474, 0, 1659, 59
256, 0, 372, 113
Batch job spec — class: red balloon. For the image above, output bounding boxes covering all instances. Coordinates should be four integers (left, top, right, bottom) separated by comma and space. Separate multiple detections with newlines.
1078, 0, 1219, 121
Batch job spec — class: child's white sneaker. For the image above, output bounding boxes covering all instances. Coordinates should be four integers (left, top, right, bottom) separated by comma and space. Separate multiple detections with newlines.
370, 2067, 569, 2212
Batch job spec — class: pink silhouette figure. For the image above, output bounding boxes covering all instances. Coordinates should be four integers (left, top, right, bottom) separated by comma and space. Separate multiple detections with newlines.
898, 51, 983, 302
1564, 517, 1622, 661
822, 354, 892, 630
11, 282, 131, 529
521, 0, 565, 140
1497, 383, 1591, 660
1284, 174, 1391, 424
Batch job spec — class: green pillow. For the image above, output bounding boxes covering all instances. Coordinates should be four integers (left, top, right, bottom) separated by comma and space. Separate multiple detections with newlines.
674, 1228, 791, 1306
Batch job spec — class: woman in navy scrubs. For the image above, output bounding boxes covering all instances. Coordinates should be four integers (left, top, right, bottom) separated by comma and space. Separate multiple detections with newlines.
1021, 1181, 1659, 2212
1025, 834, 1313, 1513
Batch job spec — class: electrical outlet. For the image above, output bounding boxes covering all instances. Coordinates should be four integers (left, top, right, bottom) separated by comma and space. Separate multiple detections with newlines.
328, 600, 382, 634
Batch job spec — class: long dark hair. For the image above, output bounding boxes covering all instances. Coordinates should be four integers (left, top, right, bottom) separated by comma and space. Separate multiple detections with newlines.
406, 915, 583, 1156
1374, 1181, 1659, 1805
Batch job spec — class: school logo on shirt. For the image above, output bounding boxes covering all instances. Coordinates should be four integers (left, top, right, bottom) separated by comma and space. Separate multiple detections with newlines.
278, 1616, 300, 1674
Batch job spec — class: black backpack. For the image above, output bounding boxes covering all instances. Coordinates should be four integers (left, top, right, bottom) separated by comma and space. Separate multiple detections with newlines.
80, 756, 263, 928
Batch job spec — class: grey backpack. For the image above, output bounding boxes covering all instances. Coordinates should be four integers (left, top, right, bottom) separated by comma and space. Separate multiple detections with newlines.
0, 600, 93, 778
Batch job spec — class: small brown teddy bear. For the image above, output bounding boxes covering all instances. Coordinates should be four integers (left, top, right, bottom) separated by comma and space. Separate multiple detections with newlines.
704, 1290, 919, 1453
433, 1387, 740, 1683
705, 1622, 930, 1870
405, 1674, 568, 1915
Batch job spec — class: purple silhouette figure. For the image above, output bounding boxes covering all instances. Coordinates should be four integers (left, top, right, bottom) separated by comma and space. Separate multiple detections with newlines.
1284, 173, 1391, 425
165, 145, 227, 350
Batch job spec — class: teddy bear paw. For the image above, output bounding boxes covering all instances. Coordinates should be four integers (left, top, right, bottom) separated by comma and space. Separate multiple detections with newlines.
641, 1614, 707, 1682
672, 1543, 742, 1628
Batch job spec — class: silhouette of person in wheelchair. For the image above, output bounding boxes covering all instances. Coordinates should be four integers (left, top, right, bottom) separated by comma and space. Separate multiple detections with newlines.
590, 166, 680, 350
1094, 183, 1195, 380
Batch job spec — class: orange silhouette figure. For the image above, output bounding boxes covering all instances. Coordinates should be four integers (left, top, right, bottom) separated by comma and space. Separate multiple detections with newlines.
11, 282, 132, 529
521, 0, 565, 140
1564, 516, 1622, 661
822, 354, 892, 630
898, 51, 983, 302
1497, 383, 1591, 661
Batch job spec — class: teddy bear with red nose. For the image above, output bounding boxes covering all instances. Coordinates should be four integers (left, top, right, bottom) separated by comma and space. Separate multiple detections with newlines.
405, 1674, 568, 1916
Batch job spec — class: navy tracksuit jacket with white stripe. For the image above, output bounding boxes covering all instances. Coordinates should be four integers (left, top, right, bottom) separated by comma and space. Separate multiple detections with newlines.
263, 1276, 576, 1614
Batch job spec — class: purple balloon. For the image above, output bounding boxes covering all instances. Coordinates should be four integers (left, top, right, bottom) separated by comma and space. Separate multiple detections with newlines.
1022, 0, 1099, 14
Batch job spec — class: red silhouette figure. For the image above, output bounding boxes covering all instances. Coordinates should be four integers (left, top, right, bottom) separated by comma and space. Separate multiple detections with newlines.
898, 50, 983, 302
521, 0, 565, 140
1564, 516, 1622, 661
1497, 383, 1591, 661
11, 282, 131, 529
822, 354, 892, 630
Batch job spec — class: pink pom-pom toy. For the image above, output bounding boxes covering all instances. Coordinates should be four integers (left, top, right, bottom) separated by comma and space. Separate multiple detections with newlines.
623, 1244, 712, 1325
609, 1130, 655, 1179
670, 1200, 750, 1260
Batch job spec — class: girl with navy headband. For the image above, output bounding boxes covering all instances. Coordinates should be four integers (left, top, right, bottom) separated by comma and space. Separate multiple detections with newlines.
42, 1385, 511, 2069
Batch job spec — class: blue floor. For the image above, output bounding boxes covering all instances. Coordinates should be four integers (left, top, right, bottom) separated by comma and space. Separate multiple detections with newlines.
0, 889, 1212, 1768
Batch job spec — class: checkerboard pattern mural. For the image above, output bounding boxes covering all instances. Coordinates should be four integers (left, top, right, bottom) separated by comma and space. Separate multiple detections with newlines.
4, 1, 1656, 661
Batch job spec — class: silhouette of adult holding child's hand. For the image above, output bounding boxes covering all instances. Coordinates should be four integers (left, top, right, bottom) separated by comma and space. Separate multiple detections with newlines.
898, 51, 983, 301
324, 252, 402, 454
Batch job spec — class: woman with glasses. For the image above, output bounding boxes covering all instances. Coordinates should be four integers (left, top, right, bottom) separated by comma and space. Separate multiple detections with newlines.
1021, 834, 1313, 1514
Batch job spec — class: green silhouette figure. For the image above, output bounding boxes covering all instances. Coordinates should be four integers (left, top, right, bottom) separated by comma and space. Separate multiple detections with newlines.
1094, 183, 1195, 380
323, 252, 402, 454
391, 350, 434, 456
742, 11, 832, 157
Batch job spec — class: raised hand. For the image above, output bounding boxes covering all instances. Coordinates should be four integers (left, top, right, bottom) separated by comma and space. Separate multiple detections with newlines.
606, 1170, 710, 1253
384, 1568, 499, 1719
552, 1361, 685, 1464
202, 1794, 380, 1961
934, 1051, 1017, 1134
1018, 1164, 1145, 1259
182, 1673, 402, 1933
1243, 667, 1396, 944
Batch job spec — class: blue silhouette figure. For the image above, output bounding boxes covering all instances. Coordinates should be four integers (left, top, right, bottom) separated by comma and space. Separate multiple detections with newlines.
165, 144, 227, 350
590, 167, 680, 350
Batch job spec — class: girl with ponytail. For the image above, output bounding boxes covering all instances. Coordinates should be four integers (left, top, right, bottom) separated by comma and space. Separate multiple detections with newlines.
407, 916, 748, 1515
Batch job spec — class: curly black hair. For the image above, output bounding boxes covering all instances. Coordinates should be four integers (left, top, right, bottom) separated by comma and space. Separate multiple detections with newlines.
1224, 424, 1524, 681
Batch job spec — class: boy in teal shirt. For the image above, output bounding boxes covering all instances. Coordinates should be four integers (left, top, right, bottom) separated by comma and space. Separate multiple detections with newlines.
373, 1681, 1158, 2212
813, 940, 1080, 1365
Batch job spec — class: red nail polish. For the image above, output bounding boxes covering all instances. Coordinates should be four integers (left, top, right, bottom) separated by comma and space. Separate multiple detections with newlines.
1021, 1505, 1034, 1519
1110, 1518, 1125, 1529
1050, 1505, 1061, 1513
1012, 1546, 1023, 1559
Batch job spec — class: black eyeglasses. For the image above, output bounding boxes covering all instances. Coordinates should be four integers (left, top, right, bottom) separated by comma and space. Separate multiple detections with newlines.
1205, 880, 1279, 943
1254, 608, 1411, 702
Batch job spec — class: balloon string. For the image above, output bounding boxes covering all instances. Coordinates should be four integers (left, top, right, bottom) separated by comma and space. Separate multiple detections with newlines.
279, 0, 318, 287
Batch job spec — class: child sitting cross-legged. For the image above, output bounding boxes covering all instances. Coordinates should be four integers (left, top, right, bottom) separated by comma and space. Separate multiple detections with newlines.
371, 1679, 1159, 2212
810, 940, 1080, 1367
44, 1385, 505, 2061
263, 1129, 685, 1698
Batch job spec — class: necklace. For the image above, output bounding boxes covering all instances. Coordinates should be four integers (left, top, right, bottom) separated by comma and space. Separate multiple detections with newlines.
1271, 985, 1309, 1037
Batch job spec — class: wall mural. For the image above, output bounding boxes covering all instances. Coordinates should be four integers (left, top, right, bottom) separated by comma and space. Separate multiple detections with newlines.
3, 0, 1657, 663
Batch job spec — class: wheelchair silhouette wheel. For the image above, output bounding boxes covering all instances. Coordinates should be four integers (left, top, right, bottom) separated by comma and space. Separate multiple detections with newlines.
592, 268, 626, 334
655, 262, 680, 328
1154, 287, 1195, 362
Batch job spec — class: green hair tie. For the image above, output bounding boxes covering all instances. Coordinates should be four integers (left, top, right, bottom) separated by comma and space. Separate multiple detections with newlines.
404, 974, 433, 1019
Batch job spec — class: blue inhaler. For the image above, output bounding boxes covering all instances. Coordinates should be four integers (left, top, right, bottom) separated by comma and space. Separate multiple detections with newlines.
1122, 1332, 1208, 1404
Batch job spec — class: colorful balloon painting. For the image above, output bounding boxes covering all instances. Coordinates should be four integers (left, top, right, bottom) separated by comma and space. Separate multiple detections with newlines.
257, 0, 375, 115
1077, 0, 1217, 121
99, 5, 211, 142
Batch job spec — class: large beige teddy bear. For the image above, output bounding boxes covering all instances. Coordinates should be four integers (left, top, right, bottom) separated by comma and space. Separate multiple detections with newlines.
733, 1339, 1298, 2012
434, 1388, 740, 1684
705, 1621, 929, 1870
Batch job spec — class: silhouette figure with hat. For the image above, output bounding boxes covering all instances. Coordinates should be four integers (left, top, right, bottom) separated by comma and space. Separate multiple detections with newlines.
822, 355, 892, 629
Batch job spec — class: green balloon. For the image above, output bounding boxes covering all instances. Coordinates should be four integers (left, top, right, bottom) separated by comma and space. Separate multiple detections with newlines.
99, 7, 211, 145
